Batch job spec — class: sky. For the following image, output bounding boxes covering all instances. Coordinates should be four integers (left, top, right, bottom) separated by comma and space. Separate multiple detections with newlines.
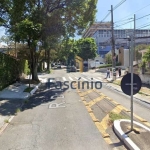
96, 0, 150, 29
1, 0, 150, 40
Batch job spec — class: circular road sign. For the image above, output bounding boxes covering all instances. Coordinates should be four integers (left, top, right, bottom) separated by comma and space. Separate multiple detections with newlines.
113, 68, 116, 72
121, 73, 142, 96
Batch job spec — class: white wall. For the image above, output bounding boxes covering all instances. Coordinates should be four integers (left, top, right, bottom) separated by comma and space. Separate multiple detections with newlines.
94, 56, 104, 62
88, 56, 105, 68
123, 49, 129, 67
139, 74, 150, 84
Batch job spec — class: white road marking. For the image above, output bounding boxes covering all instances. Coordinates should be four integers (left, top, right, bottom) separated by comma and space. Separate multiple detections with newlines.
62, 77, 66, 81
68, 76, 73, 81
97, 77, 103, 80
81, 77, 87, 81
50, 94, 64, 99
49, 102, 66, 108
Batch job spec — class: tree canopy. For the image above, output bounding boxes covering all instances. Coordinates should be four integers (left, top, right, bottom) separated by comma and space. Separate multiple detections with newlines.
76, 38, 97, 60
1, 0, 98, 80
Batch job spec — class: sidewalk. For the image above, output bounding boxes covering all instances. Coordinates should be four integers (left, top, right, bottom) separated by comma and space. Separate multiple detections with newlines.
0, 83, 30, 100
0, 79, 42, 134
105, 77, 150, 102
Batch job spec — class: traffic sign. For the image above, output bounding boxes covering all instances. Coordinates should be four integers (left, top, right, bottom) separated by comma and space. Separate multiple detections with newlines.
112, 68, 116, 76
112, 68, 115, 72
121, 73, 142, 95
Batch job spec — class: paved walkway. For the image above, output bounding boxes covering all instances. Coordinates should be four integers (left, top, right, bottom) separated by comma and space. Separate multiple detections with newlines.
0, 83, 30, 100
0, 81, 41, 132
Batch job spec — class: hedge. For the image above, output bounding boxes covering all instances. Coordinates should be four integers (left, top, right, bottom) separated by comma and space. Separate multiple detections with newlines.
98, 62, 121, 69
0, 53, 29, 90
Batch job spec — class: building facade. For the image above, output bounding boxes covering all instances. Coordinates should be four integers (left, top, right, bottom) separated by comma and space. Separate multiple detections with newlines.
83, 22, 150, 58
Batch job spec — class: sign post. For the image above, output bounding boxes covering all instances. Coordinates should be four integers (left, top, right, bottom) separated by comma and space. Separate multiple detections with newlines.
112, 68, 116, 77
130, 34, 134, 130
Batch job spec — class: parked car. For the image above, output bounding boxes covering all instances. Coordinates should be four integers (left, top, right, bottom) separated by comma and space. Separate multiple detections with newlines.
57, 63, 61, 68
70, 66, 77, 72
51, 63, 55, 67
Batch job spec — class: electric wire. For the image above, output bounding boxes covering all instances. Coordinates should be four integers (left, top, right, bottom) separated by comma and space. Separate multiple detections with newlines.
115, 3, 150, 23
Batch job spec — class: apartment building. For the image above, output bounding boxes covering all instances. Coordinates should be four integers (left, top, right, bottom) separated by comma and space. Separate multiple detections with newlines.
83, 22, 150, 58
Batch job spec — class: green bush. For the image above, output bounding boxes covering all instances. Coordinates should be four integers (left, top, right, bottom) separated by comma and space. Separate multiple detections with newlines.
19, 59, 30, 75
0, 53, 30, 90
0, 53, 19, 90
99, 64, 112, 68
98, 62, 121, 69
116, 62, 121, 66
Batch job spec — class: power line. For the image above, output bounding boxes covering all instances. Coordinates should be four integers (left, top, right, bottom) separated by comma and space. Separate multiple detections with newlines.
101, 0, 126, 22
114, 18, 133, 23
115, 3, 150, 23
114, 20, 133, 28
136, 13, 150, 21
137, 23, 150, 29
114, 13, 150, 28
113, 0, 126, 10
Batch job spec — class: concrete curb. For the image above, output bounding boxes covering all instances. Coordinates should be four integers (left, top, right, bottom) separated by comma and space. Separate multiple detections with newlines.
106, 82, 150, 102
0, 82, 41, 135
139, 91, 150, 96
114, 119, 150, 150
0, 116, 14, 135
111, 81, 150, 96
30, 82, 41, 95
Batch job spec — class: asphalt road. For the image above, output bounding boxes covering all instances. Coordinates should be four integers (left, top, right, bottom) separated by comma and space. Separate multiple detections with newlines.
0, 69, 111, 150
81, 71, 150, 123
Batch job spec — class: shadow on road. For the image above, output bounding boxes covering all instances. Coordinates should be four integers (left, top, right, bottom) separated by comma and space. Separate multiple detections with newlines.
0, 78, 68, 116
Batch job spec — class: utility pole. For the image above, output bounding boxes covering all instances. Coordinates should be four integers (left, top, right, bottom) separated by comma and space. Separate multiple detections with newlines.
128, 38, 131, 73
130, 14, 136, 131
111, 5, 116, 80
134, 14, 136, 62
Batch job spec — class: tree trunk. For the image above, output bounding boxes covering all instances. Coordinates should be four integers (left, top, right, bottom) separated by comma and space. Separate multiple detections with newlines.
31, 49, 39, 81
32, 62, 38, 80
15, 41, 17, 58
47, 49, 50, 71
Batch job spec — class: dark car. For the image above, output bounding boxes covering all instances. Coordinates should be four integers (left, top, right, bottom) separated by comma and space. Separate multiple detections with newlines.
70, 66, 77, 72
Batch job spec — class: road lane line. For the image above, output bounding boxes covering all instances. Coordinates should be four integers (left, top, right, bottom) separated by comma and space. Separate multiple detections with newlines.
88, 96, 105, 107
68, 76, 73, 81
62, 77, 66, 81
81, 77, 87, 81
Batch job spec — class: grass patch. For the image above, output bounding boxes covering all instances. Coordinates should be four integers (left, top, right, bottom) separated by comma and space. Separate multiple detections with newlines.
138, 91, 149, 96
46, 69, 53, 74
4, 119, 9, 123
138, 91, 143, 94
24, 99, 29, 104
113, 80, 121, 86
15, 108, 21, 114
24, 87, 34, 92
108, 112, 128, 126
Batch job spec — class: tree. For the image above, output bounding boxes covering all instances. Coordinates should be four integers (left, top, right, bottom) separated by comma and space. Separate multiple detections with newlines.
105, 53, 112, 64
143, 48, 150, 68
0, 0, 10, 26
76, 38, 97, 60
135, 44, 148, 61
14, 19, 42, 80
4, 0, 98, 80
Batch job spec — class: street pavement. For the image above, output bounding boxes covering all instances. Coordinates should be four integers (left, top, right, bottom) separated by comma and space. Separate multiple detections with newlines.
0, 69, 111, 150
0, 68, 150, 150
36, 69, 150, 122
